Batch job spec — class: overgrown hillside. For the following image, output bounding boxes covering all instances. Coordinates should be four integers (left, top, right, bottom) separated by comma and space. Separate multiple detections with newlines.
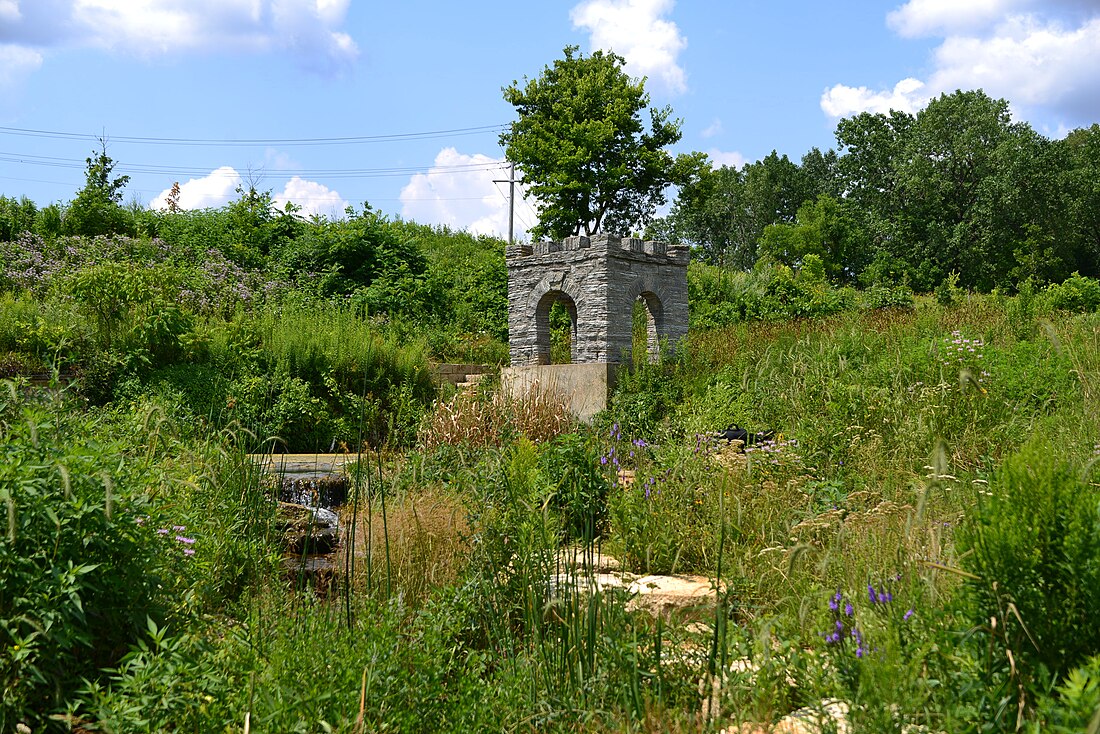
3, 138, 1100, 730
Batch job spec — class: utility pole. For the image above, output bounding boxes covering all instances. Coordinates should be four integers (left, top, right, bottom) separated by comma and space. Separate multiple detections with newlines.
493, 161, 517, 245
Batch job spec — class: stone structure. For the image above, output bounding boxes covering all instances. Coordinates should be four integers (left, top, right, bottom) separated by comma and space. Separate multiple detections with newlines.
506, 234, 689, 367
502, 234, 688, 420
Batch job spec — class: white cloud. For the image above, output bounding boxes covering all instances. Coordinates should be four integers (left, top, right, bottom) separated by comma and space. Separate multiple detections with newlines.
150, 167, 348, 218
274, 176, 348, 219
399, 147, 538, 240
700, 119, 722, 138
0, 0, 21, 23
821, 78, 927, 118
828, 3, 1100, 125
887, 0, 1014, 37
706, 149, 745, 169
0, 0, 358, 76
928, 16, 1100, 115
886, 0, 1096, 36
0, 43, 43, 87
570, 0, 688, 94
150, 166, 241, 210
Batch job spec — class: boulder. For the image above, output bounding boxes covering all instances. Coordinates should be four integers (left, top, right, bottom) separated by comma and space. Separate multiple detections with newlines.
626, 574, 723, 618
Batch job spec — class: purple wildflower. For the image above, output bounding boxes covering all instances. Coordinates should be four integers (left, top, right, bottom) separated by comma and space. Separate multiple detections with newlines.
904, 608, 915, 621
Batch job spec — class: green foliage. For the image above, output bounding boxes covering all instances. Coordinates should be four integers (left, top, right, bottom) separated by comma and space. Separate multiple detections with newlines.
668, 151, 814, 269
1042, 272, 1100, 312
501, 45, 685, 239
0, 195, 37, 241
606, 353, 689, 438
0, 383, 187, 726
1036, 654, 1100, 733
67, 262, 192, 381
540, 432, 609, 541
958, 442, 1100, 687
81, 620, 241, 733
277, 205, 442, 321
687, 261, 855, 329
759, 195, 869, 283
63, 143, 133, 238
216, 303, 435, 450
548, 299, 573, 364
34, 203, 63, 238
607, 439, 736, 574
84, 595, 512, 733
859, 282, 914, 310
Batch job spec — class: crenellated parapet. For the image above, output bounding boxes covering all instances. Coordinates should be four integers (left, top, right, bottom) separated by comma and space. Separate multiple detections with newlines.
506, 234, 689, 263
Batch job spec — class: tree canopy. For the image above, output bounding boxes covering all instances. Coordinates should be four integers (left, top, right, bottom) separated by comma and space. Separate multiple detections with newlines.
659, 89, 1100, 291
500, 45, 689, 241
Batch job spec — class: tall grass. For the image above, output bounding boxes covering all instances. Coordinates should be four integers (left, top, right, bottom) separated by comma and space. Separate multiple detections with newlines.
18, 293, 1100, 732
252, 303, 434, 398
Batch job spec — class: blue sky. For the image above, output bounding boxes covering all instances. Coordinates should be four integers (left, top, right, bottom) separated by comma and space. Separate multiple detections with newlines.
2, 0, 1099, 239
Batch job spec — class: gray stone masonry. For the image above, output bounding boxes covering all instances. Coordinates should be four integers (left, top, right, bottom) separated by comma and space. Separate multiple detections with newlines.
506, 234, 689, 366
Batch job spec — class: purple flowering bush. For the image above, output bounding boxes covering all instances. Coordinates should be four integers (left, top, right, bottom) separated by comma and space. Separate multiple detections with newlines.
812, 578, 942, 729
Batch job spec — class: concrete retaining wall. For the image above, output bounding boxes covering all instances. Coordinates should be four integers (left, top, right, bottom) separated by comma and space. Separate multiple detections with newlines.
501, 363, 618, 423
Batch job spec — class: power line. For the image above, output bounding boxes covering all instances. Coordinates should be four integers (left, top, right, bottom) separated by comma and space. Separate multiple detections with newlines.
0, 124, 508, 147
0, 151, 510, 180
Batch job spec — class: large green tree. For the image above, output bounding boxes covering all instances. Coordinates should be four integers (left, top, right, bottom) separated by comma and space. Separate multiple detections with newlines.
1060, 124, 1100, 277
500, 45, 686, 240
759, 194, 869, 283
664, 151, 812, 268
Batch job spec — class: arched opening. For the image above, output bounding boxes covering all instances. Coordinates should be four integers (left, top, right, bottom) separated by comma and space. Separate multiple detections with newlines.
631, 291, 662, 365
534, 290, 578, 365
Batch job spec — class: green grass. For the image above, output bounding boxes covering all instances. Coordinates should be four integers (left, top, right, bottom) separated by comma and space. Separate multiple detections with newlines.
4, 293, 1100, 732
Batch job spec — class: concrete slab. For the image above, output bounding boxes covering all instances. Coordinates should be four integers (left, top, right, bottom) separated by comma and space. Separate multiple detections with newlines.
501, 363, 618, 422
250, 453, 357, 479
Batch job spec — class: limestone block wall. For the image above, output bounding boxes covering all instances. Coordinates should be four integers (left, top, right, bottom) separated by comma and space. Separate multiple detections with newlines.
506, 234, 688, 367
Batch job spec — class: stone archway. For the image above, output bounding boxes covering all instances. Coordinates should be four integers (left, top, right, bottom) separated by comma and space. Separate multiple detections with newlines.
633, 290, 663, 364
534, 289, 579, 364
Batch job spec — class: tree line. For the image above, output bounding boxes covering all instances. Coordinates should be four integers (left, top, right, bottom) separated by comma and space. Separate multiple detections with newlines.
501, 47, 1100, 294
4, 49, 1100, 299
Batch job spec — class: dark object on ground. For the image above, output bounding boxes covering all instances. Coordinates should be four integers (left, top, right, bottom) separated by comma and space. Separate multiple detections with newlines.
716, 425, 776, 448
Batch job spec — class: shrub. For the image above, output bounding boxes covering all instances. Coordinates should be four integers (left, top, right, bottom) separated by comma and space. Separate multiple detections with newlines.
540, 432, 609, 541
605, 355, 689, 438
1043, 272, 1100, 313
687, 261, 855, 329
958, 441, 1100, 689
860, 283, 914, 310
0, 382, 190, 727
